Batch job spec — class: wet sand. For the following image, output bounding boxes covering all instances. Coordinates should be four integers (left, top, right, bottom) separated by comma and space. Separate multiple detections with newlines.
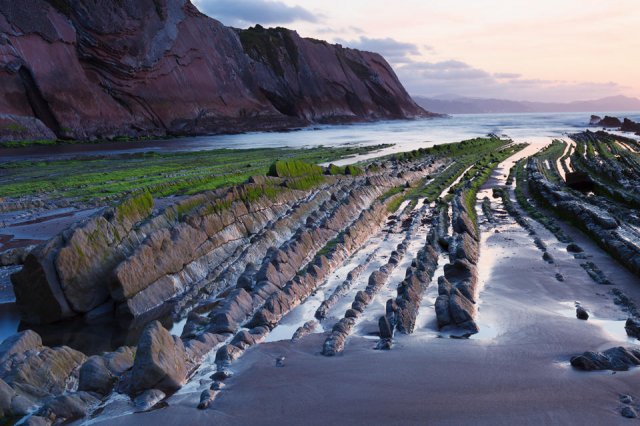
88, 141, 640, 425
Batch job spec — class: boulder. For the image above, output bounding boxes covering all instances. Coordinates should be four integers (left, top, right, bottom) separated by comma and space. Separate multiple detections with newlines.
134, 389, 166, 412
11, 238, 75, 324
292, 320, 317, 341
625, 318, 640, 339
0, 245, 35, 266
589, 115, 602, 126
449, 292, 475, 325
451, 233, 479, 265
435, 295, 451, 328
576, 306, 589, 320
198, 389, 216, 410
215, 345, 243, 368
0, 377, 15, 417
621, 406, 638, 419
23, 415, 50, 426
444, 259, 477, 290
378, 316, 393, 339
4, 346, 86, 398
597, 116, 622, 127
566, 243, 583, 253
78, 356, 115, 396
130, 321, 187, 394
570, 346, 640, 371
0, 330, 43, 364
104, 346, 135, 375
38, 391, 99, 423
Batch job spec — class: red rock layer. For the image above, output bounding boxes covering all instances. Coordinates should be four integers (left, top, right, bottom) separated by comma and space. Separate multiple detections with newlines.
0, 0, 431, 141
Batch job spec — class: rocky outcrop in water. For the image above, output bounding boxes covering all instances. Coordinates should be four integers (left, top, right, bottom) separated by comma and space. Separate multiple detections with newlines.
0, 0, 432, 142
594, 116, 623, 128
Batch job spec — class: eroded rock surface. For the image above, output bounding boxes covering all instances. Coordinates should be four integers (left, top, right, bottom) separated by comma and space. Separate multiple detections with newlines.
0, 0, 432, 142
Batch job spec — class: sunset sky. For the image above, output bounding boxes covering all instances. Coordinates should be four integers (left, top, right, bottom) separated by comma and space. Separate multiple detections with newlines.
193, 0, 639, 102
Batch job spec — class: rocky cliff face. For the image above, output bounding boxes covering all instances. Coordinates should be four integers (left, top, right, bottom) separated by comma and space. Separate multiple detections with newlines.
0, 0, 430, 142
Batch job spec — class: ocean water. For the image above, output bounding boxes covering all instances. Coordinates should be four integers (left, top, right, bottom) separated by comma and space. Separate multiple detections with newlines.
3, 111, 640, 163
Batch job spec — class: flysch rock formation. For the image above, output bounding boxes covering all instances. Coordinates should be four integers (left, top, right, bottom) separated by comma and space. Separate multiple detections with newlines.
0, 0, 433, 142
2, 151, 444, 423
434, 192, 481, 335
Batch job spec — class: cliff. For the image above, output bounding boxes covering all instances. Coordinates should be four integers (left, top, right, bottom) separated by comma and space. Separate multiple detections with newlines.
0, 0, 431, 142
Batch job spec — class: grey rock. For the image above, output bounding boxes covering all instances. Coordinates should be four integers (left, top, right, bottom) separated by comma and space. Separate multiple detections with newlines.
0, 330, 43, 364
134, 389, 166, 412
576, 306, 589, 320
210, 370, 233, 381
620, 394, 633, 404
625, 318, 640, 339
378, 316, 393, 339
435, 295, 451, 328
210, 381, 225, 390
215, 344, 243, 368
292, 320, 317, 341
570, 346, 640, 371
566, 243, 583, 253
11, 394, 35, 416
0, 377, 15, 415
621, 406, 637, 419
4, 346, 86, 398
78, 356, 115, 395
276, 356, 285, 368
344, 309, 360, 319
38, 391, 99, 422
130, 321, 187, 394
198, 389, 216, 410
23, 416, 50, 426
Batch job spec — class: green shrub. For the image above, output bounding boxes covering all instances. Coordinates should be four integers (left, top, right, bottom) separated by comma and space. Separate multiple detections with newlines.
268, 159, 323, 178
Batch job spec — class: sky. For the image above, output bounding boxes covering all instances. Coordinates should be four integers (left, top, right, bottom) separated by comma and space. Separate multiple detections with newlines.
192, 0, 640, 102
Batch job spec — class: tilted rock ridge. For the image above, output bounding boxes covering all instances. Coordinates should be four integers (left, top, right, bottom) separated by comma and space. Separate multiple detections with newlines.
0, 0, 432, 142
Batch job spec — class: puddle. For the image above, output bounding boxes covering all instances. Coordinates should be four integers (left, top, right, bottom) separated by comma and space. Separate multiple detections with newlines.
558, 301, 638, 344
170, 317, 188, 336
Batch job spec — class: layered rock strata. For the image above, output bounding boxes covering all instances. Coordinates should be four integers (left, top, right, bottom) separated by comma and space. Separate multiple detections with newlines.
434, 193, 481, 334
0, 0, 431, 142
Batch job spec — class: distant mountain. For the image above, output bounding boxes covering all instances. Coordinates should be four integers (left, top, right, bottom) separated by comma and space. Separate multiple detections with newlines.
413, 95, 640, 114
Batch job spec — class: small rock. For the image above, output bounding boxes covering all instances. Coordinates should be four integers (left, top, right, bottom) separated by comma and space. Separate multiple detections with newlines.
78, 356, 115, 395
621, 406, 637, 419
619, 394, 633, 404
23, 416, 50, 426
378, 316, 393, 339
210, 381, 225, 391
210, 370, 233, 381
555, 273, 564, 282
375, 338, 392, 350
275, 356, 285, 368
10, 394, 35, 416
198, 390, 216, 410
344, 309, 360, 319
134, 389, 166, 412
566, 243, 583, 253
625, 318, 640, 339
576, 306, 589, 320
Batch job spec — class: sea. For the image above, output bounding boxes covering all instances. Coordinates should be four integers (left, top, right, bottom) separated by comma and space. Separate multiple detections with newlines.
2, 111, 640, 164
